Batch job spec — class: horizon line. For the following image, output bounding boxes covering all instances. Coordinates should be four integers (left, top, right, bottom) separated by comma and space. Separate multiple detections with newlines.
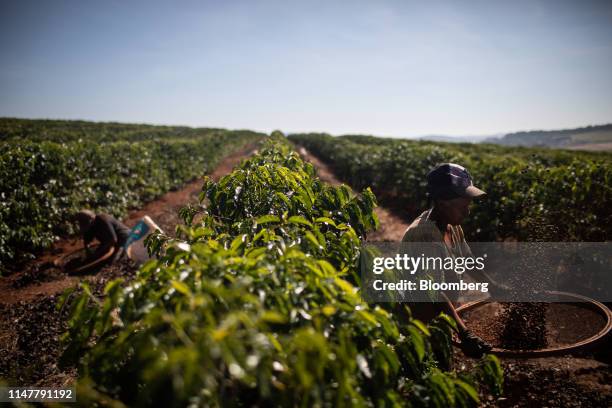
2, 114, 611, 140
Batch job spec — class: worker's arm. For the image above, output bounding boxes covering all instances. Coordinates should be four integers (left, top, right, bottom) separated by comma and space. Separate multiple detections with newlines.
439, 292, 492, 357
439, 292, 468, 332
83, 228, 94, 252
69, 246, 115, 275
70, 216, 118, 275
70, 216, 117, 274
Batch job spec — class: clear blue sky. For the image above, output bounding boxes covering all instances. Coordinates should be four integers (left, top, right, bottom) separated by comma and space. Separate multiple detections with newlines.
1, 0, 611, 137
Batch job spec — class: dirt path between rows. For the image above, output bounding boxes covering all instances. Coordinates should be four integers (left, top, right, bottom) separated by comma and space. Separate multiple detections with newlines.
295, 144, 612, 407
296, 146, 409, 242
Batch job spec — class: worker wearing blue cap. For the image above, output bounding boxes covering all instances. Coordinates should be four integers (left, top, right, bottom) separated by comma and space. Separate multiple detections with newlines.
402, 163, 493, 358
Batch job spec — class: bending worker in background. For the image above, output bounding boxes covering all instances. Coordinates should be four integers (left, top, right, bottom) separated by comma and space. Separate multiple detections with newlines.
71, 210, 131, 274
402, 163, 505, 358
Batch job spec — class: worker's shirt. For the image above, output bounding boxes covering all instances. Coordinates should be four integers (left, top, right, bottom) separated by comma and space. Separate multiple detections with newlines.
84, 214, 130, 248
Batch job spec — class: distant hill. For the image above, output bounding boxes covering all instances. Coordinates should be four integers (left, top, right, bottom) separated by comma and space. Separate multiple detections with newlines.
417, 134, 500, 143
486, 124, 612, 150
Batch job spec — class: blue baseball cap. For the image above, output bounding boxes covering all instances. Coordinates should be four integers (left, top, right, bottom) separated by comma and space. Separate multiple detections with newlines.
427, 163, 486, 200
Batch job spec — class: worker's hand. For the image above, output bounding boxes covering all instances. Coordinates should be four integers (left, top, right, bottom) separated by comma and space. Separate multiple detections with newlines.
459, 329, 492, 358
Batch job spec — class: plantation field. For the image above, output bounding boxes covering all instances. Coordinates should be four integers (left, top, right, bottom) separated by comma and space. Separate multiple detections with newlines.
2, 120, 611, 406
0, 118, 263, 271
288, 133, 612, 242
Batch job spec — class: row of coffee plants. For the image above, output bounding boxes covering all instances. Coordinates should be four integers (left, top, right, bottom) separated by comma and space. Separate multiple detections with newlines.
0, 119, 262, 270
288, 133, 612, 241
0, 117, 248, 143
60, 134, 502, 407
